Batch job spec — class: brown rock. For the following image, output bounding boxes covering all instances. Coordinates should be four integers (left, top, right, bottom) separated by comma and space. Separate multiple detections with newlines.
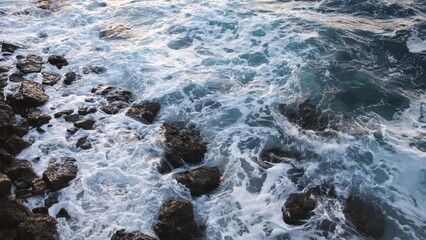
47, 55, 68, 69
42, 72, 61, 86
74, 119, 95, 130
126, 102, 160, 124
111, 229, 155, 240
7, 80, 49, 109
26, 108, 51, 127
16, 55, 42, 74
0, 174, 12, 195
174, 167, 221, 197
17, 213, 58, 240
4, 159, 37, 189
42, 157, 78, 191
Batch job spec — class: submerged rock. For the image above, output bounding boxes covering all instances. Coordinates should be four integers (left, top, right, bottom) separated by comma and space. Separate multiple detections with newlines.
1, 42, 21, 54
92, 84, 133, 103
344, 195, 385, 240
101, 102, 128, 115
99, 24, 132, 40
259, 148, 301, 165
126, 102, 160, 124
42, 157, 78, 191
63, 72, 77, 85
7, 80, 49, 109
26, 108, 51, 127
48, 55, 68, 69
279, 99, 329, 131
16, 55, 43, 74
17, 213, 58, 240
174, 167, 221, 197
42, 72, 61, 86
44, 192, 59, 208
111, 229, 155, 240
154, 199, 199, 240
4, 159, 37, 190
82, 65, 106, 74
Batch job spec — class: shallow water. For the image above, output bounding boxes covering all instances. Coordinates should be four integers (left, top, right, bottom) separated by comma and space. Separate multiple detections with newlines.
1, 0, 426, 239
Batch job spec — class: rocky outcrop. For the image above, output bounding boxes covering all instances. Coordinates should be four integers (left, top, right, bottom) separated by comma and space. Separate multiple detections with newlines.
26, 108, 51, 127
101, 102, 128, 115
42, 157, 78, 191
47, 55, 68, 69
0, 134, 32, 156
53, 109, 74, 118
91, 84, 133, 103
42, 72, 61, 86
154, 199, 199, 240
17, 213, 58, 240
279, 99, 329, 131
7, 80, 49, 109
0, 149, 15, 171
16, 55, 43, 74
111, 229, 155, 240
344, 195, 385, 240
126, 102, 160, 124
174, 167, 221, 197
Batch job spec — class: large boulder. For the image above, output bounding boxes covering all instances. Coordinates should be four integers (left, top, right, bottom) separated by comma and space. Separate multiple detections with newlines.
174, 167, 221, 197
4, 159, 37, 189
279, 99, 329, 131
17, 213, 58, 240
0, 134, 32, 155
47, 55, 68, 69
7, 80, 49, 109
16, 55, 43, 74
0, 197, 30, 229
344, 195, 385, 239
126, 102, 160, 124
91, 84, 133, 103
26, 108, 51, 127
111, 229, 155, 240
154, 199, 199, 240
42, 157, 78, 191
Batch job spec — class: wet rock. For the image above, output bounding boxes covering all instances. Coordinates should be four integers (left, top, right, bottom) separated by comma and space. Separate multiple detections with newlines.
0, 134, 32, 155
56, 208, 70, 219
1, 42, 21, 54
259, 148, 301, 165
154, 199, 199, 240
279, 99, 329, 131
0, 100, 16, 128
126, 102, 160, 124
37, 0, 53, 10
0, 75, 7, 88
174, 167, 221, 197
99, 24, 131, 40
42, 72, 61, 86
0, 174, 12, 195
66, 127, 78, 134
76, 136, 91, 150
32, 207, 48, 215
17, 213, 58, 240
15, 189, 33, 199
7, 80, 49, 109
16, 55, 43, 74
12, 119, 29, 137
92, 84, 133, 103
0, 65, 10, 73
44, 192, 59, 208
48, 55, 68, 69
82, 65, 106, 74
54, 109, 74, 118
111, 229, 156, 240
161, 123, 207, 173
31, 178, 47, 195
64, 114, 80, 123
0, 229, 18, 240
101, 102, 128, 115
74, 119, 95, 130
0, 148, 15, 171
0, 196, 30, 228
4, 159, 37, 189
167, 36, 193, 50
42, 157, 78, 191
63, 72, 77, 85
344, 195, 385, 240
78, 106, 97, 115
26, 108, 51, 127
9, 73, 25, 82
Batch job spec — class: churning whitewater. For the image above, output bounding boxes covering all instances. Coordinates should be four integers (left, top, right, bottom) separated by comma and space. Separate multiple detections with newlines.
0, 0, 426, 239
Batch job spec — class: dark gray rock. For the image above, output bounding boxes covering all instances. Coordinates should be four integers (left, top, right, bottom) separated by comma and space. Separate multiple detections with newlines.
0, 174, 12, 195
44, 192, 59, 208
7, 80, 49, 109
53, 109, 74, 118
63, 72, 76, 85
48, 55, 68, 69
37, 0, 52, 10
0, 196, 30, 229
78, 106, 97, 115
42, 72, 61, 86
174, 167, 221, 197
74, 119, 95, 130
76, 136, 91, 149
56, 208, 70, 219
0, 148, 15, 171
64, 114, 80, 123
4, 159, 37, 189
279, 98, 329, 131
111, 229, 155, 240
101, 102, 128, 115
0, 134, 32, 155
42, 157, 78, 191
9, 73, 25, 82
1, 42, 21, 53
92, 84, 133, 103
126, 102, 160, 124
26, 108, 51, 127
17, 213, 58, 240
16, 55, 43, 74
82, 65, 106, 74
66, 127, 78, 134
0, 229, 18, 240
32, 207, 48, 215
0, 100, 16, 128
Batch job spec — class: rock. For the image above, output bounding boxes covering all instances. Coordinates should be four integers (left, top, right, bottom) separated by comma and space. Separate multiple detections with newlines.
0, 65, 10, 73
56, 208, 70, 219
1, 42, 21, 53
0, 196, 30, 228
4, 159, 37, 189
17, 213, 58, 240
78, 106, 97, 115
0, 75, 7, 88
0, 100, 16, 128
0, 148, 15, 171
344, 195, 385, 239
9, 73, 25, 82
0, 174, 12, 195
82, 65, 106, 74
53, 109, 74, 118
101, 102, 128, 115
74, 119, 95, 130
161, 123, 207, 173
92, 84, 133, 103
32, 207, 48, 215
0, 229, 18, 240
37, 0, 53, 10
42, 157, 78, 191
64, 114, 80, 122
259, 148, 301, 166
66, 127, 78, 134
154, 199, 199, 240
174, 167, 221, 197
0, 134, 32, 155
111, 229, 156, 240
31, 178, 47, 195
16, 55, 43, 74
7, 80, 49, 109
44, 192, 59, 208
76, 136, 91, 149
47, 55, 68, 69
26, 108, 51, 127
279, 99, 329, 131
42, 72, 61, 86
12, 119, 29, 137
126, 102, 160, 124
99, 24, 131, 40
63, 72, 77, 85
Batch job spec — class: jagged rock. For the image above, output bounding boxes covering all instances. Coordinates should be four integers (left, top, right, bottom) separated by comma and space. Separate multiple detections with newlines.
42, 72, 61, 86
17, 213, 58, 240
12, 119, 29, 137
0, 148, 15, 171
4, 159, 37, 189
56, 208, 70, 219
82, 65, 106, 74
174, 167, 221, 197
9, 73, 25, 82
37, 0, 52, 10
101, 102, 128, 115
47, 55, 68, 69
154, 199, 199, 240
53, 109, 74, 118
44, 192, 59, 208
78, 106, 97, 115
0, 134, 32, 155
344, 195, 385, 240
76, 136, 91, 149
111, 229, 156, 240
0, 174, 12, 195
0, 100, 16, 128
126, 102, 160, 124
160, 123, 207, 173
32, 207, 48, 215
63, 72, 77, 85
42, 157, 78, 191
16, 55, 43, 74
74, 119, 95, 130
7, 80, 49, 109
0, 65, 10, 73
279, 99, 329, 131
1, 42, 21, 53
31, 178, 47, 195
0, 196, 30, 228
26, 108, 51, 127
64, 114, 80, 122
92, 84, 133, 103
